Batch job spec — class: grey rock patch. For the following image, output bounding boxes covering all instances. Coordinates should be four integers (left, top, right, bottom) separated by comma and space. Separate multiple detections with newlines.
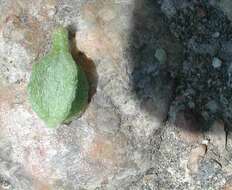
216, 0, 232, 21
212, 57, 222, 68
155, 48, 167, 64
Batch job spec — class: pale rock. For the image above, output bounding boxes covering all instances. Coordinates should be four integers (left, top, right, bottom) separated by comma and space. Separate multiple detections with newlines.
205, 121, 226, 156
187, 145, 207, 174
212, 57, 222, 68
0, 35, 31, 84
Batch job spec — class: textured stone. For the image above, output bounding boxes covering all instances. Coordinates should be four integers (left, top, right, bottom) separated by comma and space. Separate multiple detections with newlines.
0, 0, 232, 190
75, 0, 172, 144
217, 0, 232, 21
187, 145, 207, 174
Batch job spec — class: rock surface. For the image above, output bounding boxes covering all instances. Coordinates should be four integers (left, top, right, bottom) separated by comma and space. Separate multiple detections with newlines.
0, 0, 232, 190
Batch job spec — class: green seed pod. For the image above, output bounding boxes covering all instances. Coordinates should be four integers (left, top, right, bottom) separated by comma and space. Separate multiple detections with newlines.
27, 27, 89, 128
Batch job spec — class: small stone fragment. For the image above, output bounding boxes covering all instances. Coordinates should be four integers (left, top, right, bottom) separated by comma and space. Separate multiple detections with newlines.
155, 48, 167, 64
212, 32, 220, 38
212, 57, 222, 68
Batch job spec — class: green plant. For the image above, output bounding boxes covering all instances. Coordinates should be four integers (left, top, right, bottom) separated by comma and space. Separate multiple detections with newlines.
27, 27, 89, 128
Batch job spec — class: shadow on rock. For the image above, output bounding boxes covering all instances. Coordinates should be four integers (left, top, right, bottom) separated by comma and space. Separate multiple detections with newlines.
69, 29, 98, 103
130, 0, 232, 134
129, 0, 183, 124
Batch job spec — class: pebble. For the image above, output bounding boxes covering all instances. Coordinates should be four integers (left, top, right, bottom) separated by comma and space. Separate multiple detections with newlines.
212, 32, 220, 38
155, 48, 167, 64
212, 57, 222, 68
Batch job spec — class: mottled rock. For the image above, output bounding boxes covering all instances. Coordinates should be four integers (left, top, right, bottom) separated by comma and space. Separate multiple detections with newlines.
187, 145, 207, 174
224, 178, 232, 190
217, 0, 232, 21
0, 35, 31, 84
159, 0, 193, 18
195, 159, 226, 189
0, 0, 232, 190
1, 0, 56, 57
75, 0, 172, 144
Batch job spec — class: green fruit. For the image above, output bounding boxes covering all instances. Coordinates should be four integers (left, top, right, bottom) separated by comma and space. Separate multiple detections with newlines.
27, 27, 89, 128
